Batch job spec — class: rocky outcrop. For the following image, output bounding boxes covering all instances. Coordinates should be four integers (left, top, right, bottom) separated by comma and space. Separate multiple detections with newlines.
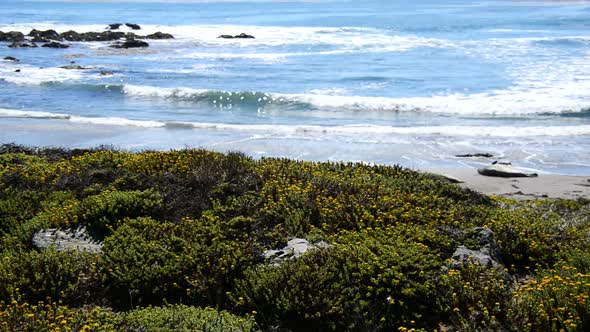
42, 41, 70, 48
0, 31, 25, 42
29, 29, 62, 41
263, 238, 329, 265
107, 23, 122, 30
33, 226, 102, 253
144, 32, 174, 39
218, 33, 255, 39
125, 23, 141, 30
477, 162, 538, 178
2, 56, 19, 62
110, 40, 149, 48
451, 227, 503, 268
8, 42, 37, 48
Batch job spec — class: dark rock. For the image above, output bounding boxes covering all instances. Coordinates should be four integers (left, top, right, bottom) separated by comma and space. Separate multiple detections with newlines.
218, 33, 255, 39
60, 65, 89, 70
477, 164, 538, 178
235, 33, 255, 39
60, 30, 82, 41
14, 69, 20, 72
110, 40, 149, 48
125, 32, 138, 40
29, 29, 62, 41
451, 227, 503, 268
0, 31, 25, 42
61, 31, 125, 42
3, 56, 19, 62
456, 153, 494, 158
125, 23, 141, 30
8, 42, 37, 48
108, 23, 122, 30
42, 42, 70, 48
99, 70, 113, 76
144, 31, 174, 39
31, 36, 50, 43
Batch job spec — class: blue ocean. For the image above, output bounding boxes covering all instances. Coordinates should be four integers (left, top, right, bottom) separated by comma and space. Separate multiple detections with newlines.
1, 0, 589, 174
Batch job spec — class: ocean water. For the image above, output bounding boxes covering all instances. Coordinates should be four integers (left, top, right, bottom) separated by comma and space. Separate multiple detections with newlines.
1, 0, 590, 174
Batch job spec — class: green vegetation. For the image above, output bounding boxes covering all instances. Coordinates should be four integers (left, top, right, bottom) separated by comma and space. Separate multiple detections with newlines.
0, 144, 588, 331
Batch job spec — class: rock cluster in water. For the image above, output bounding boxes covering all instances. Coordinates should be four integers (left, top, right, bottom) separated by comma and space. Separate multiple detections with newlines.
218, 33, 255, 39
0, 24, 174, 49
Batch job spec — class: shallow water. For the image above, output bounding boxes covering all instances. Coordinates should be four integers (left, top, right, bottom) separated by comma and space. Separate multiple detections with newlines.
1, 0, 590, 174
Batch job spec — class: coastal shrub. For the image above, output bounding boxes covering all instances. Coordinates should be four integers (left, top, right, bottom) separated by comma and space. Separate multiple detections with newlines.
121, 304, 259, 331
233, 225, 443, 331
509, 263, 590, 331
0, 248, 103, 306
437, 263, 513, 331
486, 199, 590, 272
81, 189, 163, 232
0, 298, 119, 332
102, 216, 258, 308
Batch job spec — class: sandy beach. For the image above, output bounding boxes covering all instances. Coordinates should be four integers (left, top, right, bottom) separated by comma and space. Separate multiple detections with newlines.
431, 168, 590, 200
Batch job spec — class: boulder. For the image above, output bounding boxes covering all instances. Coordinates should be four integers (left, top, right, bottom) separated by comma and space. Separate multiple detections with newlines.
29, 29, 62, 41
2, 56, 19, 62
42, 42, 70, 48
235, 33, 255, 39
108, 23, 122, 30
8, 42, 37, 48
144, 31, 174, 39
451, 227, 503, 268
125, 23, 141, 30
218, 33, 255, 39
14, 69, 20, 72
0, 31, 25, 42
60, 30, 82, 41
32, 226, 102, 253
263, 238, 330, 265
110, 40, 149, 48
477, 163, 538, 178
99, 70, 114, 76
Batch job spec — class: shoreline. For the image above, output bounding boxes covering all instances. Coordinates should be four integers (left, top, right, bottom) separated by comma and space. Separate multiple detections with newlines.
428, 167, 590, 200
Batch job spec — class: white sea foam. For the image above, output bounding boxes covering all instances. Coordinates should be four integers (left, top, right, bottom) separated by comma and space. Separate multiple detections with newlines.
0, 108, 70, 119
121, 84, 590, 115
0, 64, 86, 85
2, 108, 589, 137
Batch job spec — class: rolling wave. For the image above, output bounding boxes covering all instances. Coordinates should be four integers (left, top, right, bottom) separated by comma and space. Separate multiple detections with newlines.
122, 84, 590, 115
2, 108, 590, 137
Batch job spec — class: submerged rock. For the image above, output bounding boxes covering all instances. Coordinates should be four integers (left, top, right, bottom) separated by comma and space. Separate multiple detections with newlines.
33, 226, 102, 253
42, 41, 70, 48
110, 40, 149, 48
477, 163, 538, 178
456, 153, 494, 158
3, 56, 19, 62
60, 65, 90, 70
8, 42, 37, 48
